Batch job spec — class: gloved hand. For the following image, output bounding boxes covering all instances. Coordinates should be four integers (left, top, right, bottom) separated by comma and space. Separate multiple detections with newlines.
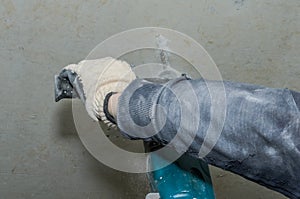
56, 57, 136, 125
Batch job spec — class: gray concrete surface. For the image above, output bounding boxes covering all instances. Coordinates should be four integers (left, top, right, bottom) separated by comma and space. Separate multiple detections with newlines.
0, 0, 299, 198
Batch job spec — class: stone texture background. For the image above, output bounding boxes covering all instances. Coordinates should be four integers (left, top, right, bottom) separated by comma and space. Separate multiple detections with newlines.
0, 0, 299, 198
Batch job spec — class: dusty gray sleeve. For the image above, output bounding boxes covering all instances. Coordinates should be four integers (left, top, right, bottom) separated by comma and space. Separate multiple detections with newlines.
117, 77, 300, 199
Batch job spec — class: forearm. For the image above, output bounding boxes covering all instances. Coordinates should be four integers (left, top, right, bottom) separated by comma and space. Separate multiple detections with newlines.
114, 77, 300, 199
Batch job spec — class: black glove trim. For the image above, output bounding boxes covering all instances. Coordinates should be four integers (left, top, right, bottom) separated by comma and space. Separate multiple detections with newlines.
103, 92, 118, 125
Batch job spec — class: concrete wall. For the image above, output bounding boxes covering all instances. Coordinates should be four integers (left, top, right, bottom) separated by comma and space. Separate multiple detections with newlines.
0, 0, 299, 198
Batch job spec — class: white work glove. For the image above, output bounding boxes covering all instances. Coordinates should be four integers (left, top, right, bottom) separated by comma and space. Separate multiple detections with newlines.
60, 57, 136, 125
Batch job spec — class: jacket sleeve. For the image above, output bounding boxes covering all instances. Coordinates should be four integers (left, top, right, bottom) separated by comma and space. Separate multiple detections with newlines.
116, 76, 300, 199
